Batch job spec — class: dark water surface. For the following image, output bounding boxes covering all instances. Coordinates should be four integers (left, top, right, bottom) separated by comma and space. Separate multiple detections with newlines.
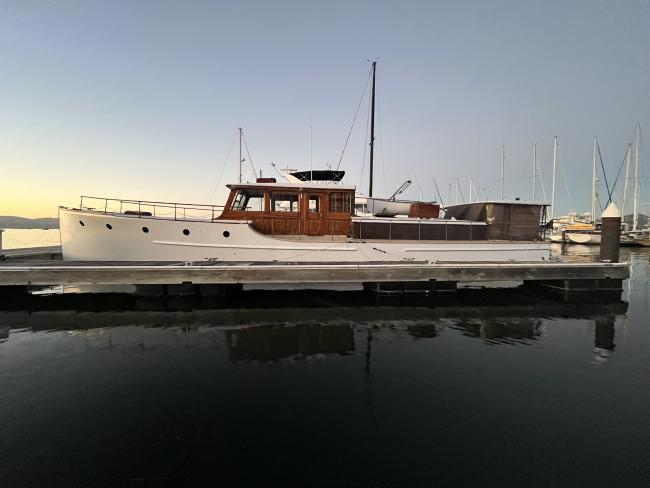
1, 248, 650, 487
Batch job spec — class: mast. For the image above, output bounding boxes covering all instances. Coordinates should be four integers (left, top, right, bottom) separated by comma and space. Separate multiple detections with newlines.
532, 143, 537, 200
368, 61, 377, 197
591, 137, 598, 224
633, 123, 641, 231
238, 127, 243, 184
551, 136, 558, 220
622, 142, 632, 220
309, 125, 313, 181
500, 145, 505, 200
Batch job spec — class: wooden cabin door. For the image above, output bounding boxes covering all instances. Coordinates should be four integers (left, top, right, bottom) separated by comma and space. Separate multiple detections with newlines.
305, 193, 324, 236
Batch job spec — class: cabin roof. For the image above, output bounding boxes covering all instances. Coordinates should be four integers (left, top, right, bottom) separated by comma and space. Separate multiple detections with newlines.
446, 200, 550, 208
227, 182, 356, 191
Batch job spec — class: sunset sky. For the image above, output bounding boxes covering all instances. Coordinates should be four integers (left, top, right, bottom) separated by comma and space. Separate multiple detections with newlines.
1, 0, 649, 218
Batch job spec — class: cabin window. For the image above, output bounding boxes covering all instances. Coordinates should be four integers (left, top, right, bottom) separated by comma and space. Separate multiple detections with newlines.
231, 190, 265, 212
329, 192, 352, 214
308, 195, 320, 213
271, 192, 300, 212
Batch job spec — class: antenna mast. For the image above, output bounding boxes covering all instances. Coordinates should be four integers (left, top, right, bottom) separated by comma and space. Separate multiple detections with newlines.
369, 61, 377, 197
238, 127, 243, 184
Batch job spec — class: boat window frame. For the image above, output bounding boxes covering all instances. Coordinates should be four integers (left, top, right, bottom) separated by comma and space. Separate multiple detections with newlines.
230, 189, 267, 212
270, 191, 301, 214
328, 191, 354, 215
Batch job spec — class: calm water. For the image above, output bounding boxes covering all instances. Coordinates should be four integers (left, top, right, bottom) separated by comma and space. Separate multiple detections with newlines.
1, 248, 649, 487
0, 228, 60, 249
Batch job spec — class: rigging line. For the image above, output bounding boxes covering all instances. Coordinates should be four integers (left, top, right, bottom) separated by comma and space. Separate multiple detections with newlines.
336, 67, 373, 171
242, 132, 257, 181
609, 145, 631, 206
208, 131, 237, 203
455, 177, 465, 203
596, 142, 612, 203
560, 162, 573, 210
433, 178, 444, 207
359, 88, 372, 191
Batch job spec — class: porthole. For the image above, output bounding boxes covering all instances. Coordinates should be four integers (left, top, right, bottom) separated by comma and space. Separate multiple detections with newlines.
106, 223, 112, 230
142, 226, 149, 233
183, 229, 190, 236
79, 220, 85, 226
223, 231, 230, 238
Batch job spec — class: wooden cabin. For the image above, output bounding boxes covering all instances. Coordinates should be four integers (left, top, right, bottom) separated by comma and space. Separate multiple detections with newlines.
218, 182, 355, 236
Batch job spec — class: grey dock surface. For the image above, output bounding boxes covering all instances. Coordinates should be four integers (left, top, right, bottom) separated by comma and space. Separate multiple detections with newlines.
1, 245, 62, 261
0, 258, 629, 286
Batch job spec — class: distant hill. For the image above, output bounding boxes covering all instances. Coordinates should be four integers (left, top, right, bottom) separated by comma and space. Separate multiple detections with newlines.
0, 216, 59, 229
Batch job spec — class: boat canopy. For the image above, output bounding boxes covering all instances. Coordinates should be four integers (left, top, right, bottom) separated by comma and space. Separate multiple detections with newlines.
289, 170, 345, 182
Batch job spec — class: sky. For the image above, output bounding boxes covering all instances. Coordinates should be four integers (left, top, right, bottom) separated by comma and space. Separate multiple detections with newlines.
1, 0, 649, 218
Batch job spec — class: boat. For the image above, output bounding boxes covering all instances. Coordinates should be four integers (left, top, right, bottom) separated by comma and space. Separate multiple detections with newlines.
59, 181, 551, 262
58, 62, 551, 264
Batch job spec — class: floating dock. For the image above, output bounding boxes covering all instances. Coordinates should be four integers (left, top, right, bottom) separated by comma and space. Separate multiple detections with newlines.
0, 246, 630, 307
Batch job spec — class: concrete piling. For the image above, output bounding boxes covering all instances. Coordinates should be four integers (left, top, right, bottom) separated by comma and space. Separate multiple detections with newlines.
600, 203, 622, 263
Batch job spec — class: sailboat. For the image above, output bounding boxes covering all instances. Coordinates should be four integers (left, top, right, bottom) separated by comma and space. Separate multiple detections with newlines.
566, 137, 601, 245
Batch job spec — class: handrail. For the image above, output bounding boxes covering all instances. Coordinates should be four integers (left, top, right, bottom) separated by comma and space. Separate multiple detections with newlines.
80, 195, 225, 208
78, 195, 225, 221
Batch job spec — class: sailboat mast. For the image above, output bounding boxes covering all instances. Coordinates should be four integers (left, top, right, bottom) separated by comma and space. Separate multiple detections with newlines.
500, 145, 505, 200
238, 127, 243, 184
622, 142, 632, 221
368, 61, 377, 197
591, 137, 598, 224
532, 143, 537, 200
551, 136, 558, 220
633, 123, 641, 231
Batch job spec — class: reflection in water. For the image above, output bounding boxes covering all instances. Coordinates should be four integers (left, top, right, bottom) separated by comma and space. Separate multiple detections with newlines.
0, 296, 646, 487
593, 315, 616, 364
225, 324, 355, 363
448, 318, 542, 345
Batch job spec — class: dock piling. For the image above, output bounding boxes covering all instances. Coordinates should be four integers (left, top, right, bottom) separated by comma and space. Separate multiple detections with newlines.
600, 203, 622, 263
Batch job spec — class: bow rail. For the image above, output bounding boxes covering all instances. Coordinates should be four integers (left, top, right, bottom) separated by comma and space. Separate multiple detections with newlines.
78, 196, 225, 221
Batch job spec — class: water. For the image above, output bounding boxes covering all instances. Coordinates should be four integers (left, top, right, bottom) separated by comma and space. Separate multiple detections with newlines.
0, 228, 60, 249
1, 248, 649, 487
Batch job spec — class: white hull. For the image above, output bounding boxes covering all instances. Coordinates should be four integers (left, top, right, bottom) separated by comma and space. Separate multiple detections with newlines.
59, 208, 551, 263
567, 232, 601, 245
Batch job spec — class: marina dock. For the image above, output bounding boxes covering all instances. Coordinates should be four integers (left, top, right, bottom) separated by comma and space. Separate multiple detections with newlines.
0, 245, 630, 307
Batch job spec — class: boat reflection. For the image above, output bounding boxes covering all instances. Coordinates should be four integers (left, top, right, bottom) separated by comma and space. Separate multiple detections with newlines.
225, 324, 355, 363
0, 300, 626, 363
447, 318, 542, 345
